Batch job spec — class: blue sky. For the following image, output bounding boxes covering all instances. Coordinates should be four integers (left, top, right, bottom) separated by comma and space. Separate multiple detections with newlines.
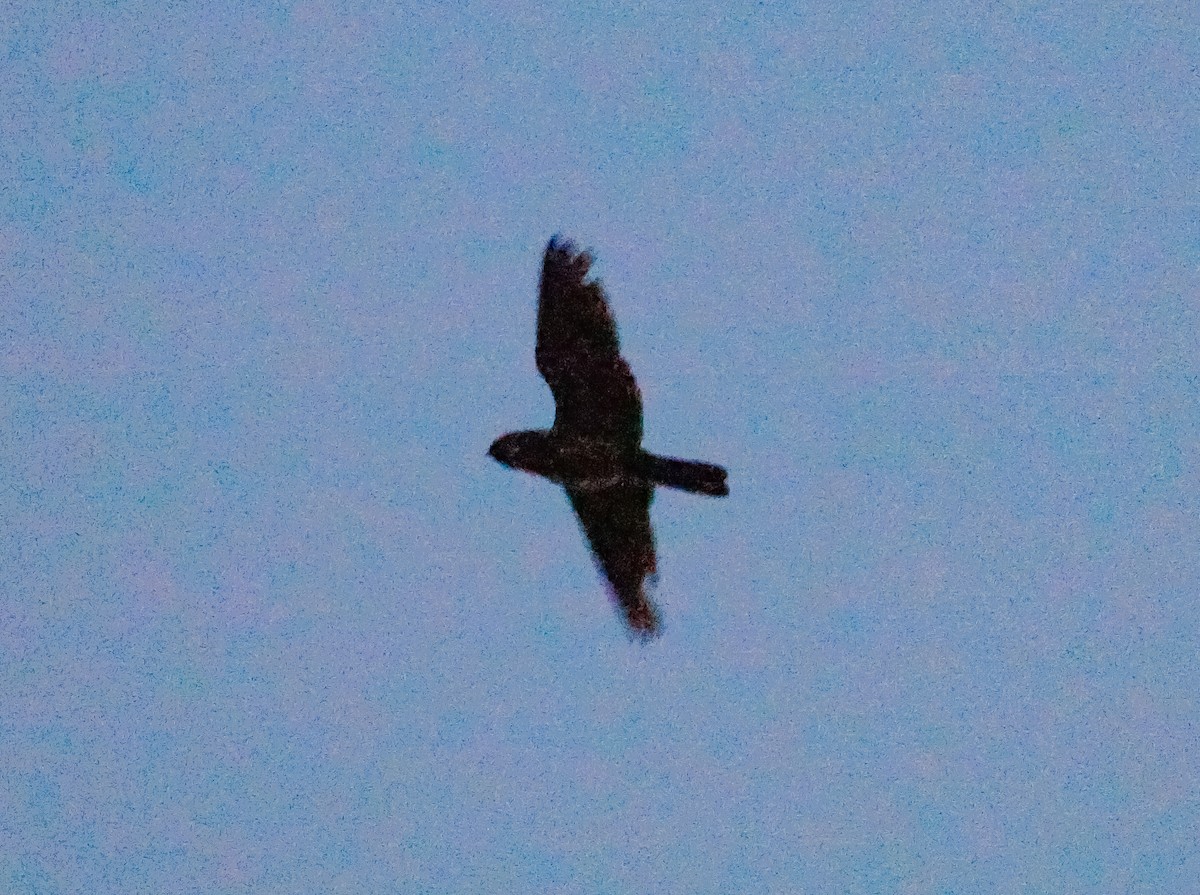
2, 1, 1197, 892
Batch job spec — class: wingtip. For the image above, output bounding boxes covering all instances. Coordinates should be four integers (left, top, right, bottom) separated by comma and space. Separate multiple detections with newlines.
621, 593, 663, 640
627, 612, 662, 641
543, 234, 593, 279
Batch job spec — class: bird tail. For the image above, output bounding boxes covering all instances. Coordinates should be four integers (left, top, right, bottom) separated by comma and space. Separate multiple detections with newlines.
640, 453, 729, 496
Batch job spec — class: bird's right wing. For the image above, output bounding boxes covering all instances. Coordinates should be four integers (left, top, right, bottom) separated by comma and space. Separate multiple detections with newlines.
536, 237, 643, 444
565, 483, 659, 638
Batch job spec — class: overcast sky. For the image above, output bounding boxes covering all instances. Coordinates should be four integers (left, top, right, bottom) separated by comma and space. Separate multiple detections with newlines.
2, 2, 1198, 892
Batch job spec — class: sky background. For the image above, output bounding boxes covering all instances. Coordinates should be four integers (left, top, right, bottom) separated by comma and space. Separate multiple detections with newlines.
2, 1, 1198, 892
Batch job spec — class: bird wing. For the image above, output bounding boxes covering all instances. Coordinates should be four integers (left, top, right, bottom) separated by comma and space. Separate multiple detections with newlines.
566, 483, 659, 637
537, 237, 643, 444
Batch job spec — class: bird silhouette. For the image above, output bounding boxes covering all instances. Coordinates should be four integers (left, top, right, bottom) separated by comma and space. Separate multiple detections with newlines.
490, 236, 728, 638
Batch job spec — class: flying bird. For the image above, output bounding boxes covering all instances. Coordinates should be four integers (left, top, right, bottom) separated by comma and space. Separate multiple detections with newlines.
489, 236, 728, 638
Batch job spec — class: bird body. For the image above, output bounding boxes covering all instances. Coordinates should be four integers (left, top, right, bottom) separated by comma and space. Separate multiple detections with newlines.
490, 236, 728, 637
490, 431, 632, 491
491, 431, 727, 496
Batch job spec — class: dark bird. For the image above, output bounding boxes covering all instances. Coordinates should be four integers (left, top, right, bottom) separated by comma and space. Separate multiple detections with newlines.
489, 236, 728, 638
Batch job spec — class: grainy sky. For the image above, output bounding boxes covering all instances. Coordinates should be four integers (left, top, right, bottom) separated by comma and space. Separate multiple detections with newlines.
2, 2, 1198, 892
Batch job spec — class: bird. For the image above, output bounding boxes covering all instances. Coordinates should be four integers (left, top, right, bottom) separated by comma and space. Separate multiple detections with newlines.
489, 235, 728, 638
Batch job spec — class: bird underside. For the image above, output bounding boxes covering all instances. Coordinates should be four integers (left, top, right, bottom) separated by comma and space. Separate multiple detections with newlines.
533, 434, 640, 490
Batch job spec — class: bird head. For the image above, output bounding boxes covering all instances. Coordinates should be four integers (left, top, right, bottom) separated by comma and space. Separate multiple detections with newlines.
488, 430, 550, 472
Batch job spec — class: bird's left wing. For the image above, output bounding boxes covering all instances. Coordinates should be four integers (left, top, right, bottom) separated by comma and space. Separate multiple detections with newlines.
537, 237, 643, 444
565, 483, 659, 637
